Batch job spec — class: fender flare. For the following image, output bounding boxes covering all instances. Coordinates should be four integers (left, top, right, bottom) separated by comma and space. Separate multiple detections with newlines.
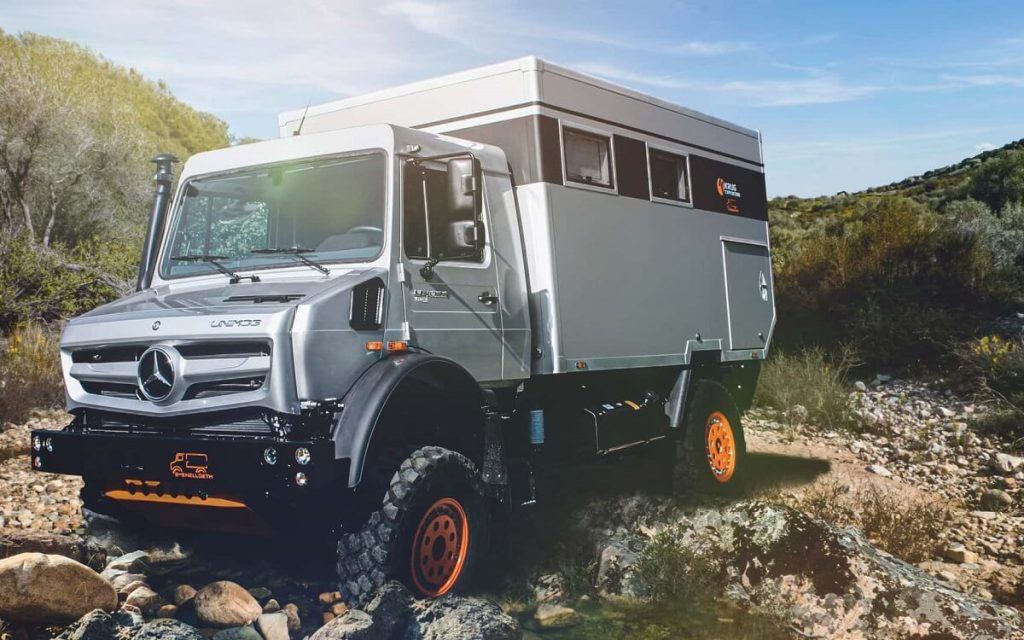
333, 352, 484, 487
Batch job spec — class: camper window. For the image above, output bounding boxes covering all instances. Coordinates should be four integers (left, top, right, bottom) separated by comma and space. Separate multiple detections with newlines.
563, 127, 614, 189
649, 148, 690, 203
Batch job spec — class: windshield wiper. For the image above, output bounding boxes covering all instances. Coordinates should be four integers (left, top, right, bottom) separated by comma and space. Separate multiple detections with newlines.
170, 255, 261, 284
251, 247, 330, 276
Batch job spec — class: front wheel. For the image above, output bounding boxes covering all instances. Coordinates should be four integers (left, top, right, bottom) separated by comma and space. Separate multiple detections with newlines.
336, 446, 488, 606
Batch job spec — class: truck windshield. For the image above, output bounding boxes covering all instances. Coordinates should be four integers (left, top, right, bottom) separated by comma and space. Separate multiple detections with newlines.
160, 152, 386, 280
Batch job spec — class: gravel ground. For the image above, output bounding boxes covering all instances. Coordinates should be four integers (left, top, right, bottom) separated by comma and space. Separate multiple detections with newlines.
0, 411, 84, 535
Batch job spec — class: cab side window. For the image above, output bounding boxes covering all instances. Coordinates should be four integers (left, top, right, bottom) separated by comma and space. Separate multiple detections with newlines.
403, 163, 483, 263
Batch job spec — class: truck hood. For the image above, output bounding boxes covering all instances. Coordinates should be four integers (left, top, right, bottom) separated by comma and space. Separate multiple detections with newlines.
75, 272, 372, 322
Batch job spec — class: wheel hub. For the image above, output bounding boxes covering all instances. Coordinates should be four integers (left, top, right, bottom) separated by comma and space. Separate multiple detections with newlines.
705, 412, 736, 482
411, 497, 469, 597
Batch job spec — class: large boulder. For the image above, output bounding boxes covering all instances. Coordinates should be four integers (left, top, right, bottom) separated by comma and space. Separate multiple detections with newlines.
411, 596, 521, 640
310, 582, 411, 640
134, 618, 205, 640
193, 581, 262, 628
0, 553, 117, 625
55, 609, 143, 640
588, 499, 1024, 639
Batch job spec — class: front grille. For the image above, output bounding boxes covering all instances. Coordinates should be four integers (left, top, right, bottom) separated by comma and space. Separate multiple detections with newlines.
183, 377, 267, 400
177, 342, 271, 359
81, 381, 140, 399
72, 345, 146, 364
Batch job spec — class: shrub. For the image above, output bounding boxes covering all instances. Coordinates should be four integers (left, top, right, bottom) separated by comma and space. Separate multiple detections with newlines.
754, 347, 856, 431
955, 335, 1024, 409
635, 529, 717, 603
775, 196, 1016, 371
0, 322, 63, 424
0, 233, 137, 332
786, 481, 951, 563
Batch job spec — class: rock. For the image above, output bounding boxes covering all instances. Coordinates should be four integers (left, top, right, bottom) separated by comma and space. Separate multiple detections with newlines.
247, 587, 271, 600
330, 602, 348, 616
533, 603, 579, 628
107, 572, 146, 591
412, 596, 520, 640
124, 586, 162, 614
866, 464, 892, 478
944, 543, 978, 564
158, 604, 179, 618
193, 581, 262, 628
118, 580, 148, 597
939, 407, 956, 418
981, 489, 1014, 511
134, 619, 205, 640
57, 609, 116, 640
0, 553, 117, 625
282, 603, 301, 633
145, 541, 192, 567
0, 531, 107, 571
256, 613, 290, 640
991, 453, 1024, 475
105, 550, 150, 574
263, 599, 280, 613
596, 541, 645, 597
588, 500, 1024, 638
971, 511, 999, 521
174, 585, 198, 607
532, 574, 566, 603
211, 626, 262, 640
318, 592, 342, 605
362, 582, 412, 638
854, 381, 867, 392
310, 610, 373, 640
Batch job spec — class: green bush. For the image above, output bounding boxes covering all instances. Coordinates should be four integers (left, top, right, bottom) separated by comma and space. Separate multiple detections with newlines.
774, 196, 1016, 371
955, 335, 1024, 410
0, 233, 137, 331
0, 322, 63, 424
635, 529, 717, 603
754, 347, 856, 430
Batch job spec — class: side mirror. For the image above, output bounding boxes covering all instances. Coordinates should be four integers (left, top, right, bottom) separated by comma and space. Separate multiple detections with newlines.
446, 157, 479, 219
448, 220, 484, 253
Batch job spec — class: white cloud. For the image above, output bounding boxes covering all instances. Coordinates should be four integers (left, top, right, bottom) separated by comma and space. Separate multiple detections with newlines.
940, 73, 1024, 88
668, 40, 754, 56
976, 142, 997, 151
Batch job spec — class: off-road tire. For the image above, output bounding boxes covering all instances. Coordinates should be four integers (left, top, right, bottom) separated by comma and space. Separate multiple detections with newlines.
336, 446, 487, 607
678, 379, 747, 494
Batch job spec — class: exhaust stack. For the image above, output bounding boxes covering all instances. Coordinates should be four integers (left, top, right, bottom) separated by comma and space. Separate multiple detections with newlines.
136, 153, 178, 291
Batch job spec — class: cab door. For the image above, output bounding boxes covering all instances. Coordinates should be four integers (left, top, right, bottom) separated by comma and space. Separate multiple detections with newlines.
400, 162, 503, 381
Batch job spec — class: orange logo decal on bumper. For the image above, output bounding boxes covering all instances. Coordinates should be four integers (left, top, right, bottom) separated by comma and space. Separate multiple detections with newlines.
170, 452, 214, 480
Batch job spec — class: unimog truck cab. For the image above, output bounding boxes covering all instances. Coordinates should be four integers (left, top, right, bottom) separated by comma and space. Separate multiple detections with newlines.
31, 57, 775, 605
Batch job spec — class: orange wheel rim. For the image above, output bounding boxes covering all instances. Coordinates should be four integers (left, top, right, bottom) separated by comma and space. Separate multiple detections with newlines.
705, 411, 736, 483
410, 497, 470, 597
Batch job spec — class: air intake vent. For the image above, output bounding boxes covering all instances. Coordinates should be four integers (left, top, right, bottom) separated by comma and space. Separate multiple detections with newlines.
224, 294, 305, 304
350, 278, 385, 330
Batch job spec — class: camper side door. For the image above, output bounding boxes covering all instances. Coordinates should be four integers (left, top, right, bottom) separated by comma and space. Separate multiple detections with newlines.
400, 161, 503, 381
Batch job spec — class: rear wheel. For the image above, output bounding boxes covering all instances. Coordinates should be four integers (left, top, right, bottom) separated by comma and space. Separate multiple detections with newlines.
679, 380, 747, 492
336, 446, 487, 607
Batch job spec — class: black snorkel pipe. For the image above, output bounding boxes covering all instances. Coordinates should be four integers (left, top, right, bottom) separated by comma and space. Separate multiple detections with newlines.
136, 153, 178, 291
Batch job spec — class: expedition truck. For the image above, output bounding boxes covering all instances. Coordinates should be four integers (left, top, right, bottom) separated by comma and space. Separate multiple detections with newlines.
29, 57, 774, 605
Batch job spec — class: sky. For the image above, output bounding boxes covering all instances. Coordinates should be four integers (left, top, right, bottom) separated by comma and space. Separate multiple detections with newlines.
3, 0, 1024, 197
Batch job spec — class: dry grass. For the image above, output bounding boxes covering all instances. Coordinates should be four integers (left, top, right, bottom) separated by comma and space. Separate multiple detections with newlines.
783, 480, 952, 563
754, 346, 858, 432
0, 322, 63, 425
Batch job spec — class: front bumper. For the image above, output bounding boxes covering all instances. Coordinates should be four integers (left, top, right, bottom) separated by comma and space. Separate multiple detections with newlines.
30, 427, 343, 531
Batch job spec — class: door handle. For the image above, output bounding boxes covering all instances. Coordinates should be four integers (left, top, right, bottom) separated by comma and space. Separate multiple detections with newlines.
478, 292, 498, 306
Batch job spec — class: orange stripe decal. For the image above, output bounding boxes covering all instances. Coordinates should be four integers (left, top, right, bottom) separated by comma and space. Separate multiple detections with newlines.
104, 490, 246, 509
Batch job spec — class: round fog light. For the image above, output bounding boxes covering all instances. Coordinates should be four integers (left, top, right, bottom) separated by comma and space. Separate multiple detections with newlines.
44, 438, 53, 453
32, 436, 41, 452
263, 447, 278, 466
295, 472, 308, 487
295, 447, 311, 466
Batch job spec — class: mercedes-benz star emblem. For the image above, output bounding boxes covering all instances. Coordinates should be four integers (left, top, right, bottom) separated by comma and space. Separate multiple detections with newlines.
137, 347, 175, 401
152, 321, 161, 331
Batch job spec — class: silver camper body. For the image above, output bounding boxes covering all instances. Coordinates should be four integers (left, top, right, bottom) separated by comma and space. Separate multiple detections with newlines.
280, 57, 774, 378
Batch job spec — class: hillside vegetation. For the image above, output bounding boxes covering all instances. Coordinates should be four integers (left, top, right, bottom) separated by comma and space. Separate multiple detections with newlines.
0, 31, 231, 422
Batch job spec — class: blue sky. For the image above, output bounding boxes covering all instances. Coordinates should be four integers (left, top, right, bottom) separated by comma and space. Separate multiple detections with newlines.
3, 0, 1024, 197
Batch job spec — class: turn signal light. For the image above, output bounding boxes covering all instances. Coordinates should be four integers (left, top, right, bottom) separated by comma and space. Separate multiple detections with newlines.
387, 341, 408, 352
365, 341, 384, 352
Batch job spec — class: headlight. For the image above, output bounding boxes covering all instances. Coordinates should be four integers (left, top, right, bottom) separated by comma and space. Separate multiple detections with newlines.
295, 472, 308, 487
32, 436, 41, 452
263, 447, 278, 465
295, 447, 311, 466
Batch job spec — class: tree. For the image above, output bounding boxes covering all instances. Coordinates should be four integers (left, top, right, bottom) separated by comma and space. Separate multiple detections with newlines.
967, 150, 1024, 211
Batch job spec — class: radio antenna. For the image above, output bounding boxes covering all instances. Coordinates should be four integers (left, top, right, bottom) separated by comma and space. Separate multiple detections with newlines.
293, 98, 311, 136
